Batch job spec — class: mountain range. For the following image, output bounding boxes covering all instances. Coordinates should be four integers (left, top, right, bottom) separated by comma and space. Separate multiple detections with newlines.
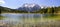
18, 3, 41, 12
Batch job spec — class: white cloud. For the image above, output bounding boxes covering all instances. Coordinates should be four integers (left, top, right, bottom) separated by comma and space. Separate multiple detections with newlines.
0, 0, 5, 4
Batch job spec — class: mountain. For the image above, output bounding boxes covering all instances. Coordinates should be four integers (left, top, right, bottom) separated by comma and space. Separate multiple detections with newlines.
18, 3, 41, 12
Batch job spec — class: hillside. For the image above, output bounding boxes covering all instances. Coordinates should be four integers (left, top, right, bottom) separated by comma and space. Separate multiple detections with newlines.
0, 6, 28, 13
0, 6, 60, 14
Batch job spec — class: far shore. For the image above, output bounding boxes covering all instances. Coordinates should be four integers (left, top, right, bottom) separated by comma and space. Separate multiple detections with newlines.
1, 12, 60, 15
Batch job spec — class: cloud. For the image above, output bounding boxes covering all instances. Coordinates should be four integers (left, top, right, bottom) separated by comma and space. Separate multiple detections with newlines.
0, 0, 5, 4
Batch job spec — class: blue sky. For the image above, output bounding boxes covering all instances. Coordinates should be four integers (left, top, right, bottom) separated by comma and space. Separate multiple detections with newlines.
0, 0, 60, 9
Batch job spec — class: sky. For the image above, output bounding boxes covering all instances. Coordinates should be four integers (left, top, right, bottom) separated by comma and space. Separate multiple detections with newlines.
0, 0, 60, 9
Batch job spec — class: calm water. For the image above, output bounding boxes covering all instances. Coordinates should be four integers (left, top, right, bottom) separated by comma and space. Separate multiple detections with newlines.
0, 13, 60, 27
0, 13, 57, 24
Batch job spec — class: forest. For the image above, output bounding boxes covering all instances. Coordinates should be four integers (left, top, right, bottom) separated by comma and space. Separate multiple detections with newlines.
0, 6, 60, 14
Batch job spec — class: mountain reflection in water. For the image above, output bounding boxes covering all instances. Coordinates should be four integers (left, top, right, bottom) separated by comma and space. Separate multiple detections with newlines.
0, 13, 60, 27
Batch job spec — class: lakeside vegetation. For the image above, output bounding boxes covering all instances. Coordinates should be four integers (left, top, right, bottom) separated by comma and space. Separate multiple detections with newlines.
0, 6, 60, 14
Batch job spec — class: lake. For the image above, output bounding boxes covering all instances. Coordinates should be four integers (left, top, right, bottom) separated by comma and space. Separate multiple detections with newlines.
0, 13, 60, 27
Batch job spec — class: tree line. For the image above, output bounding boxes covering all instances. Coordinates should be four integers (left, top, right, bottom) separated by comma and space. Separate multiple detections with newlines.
0, 6, 60, 14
